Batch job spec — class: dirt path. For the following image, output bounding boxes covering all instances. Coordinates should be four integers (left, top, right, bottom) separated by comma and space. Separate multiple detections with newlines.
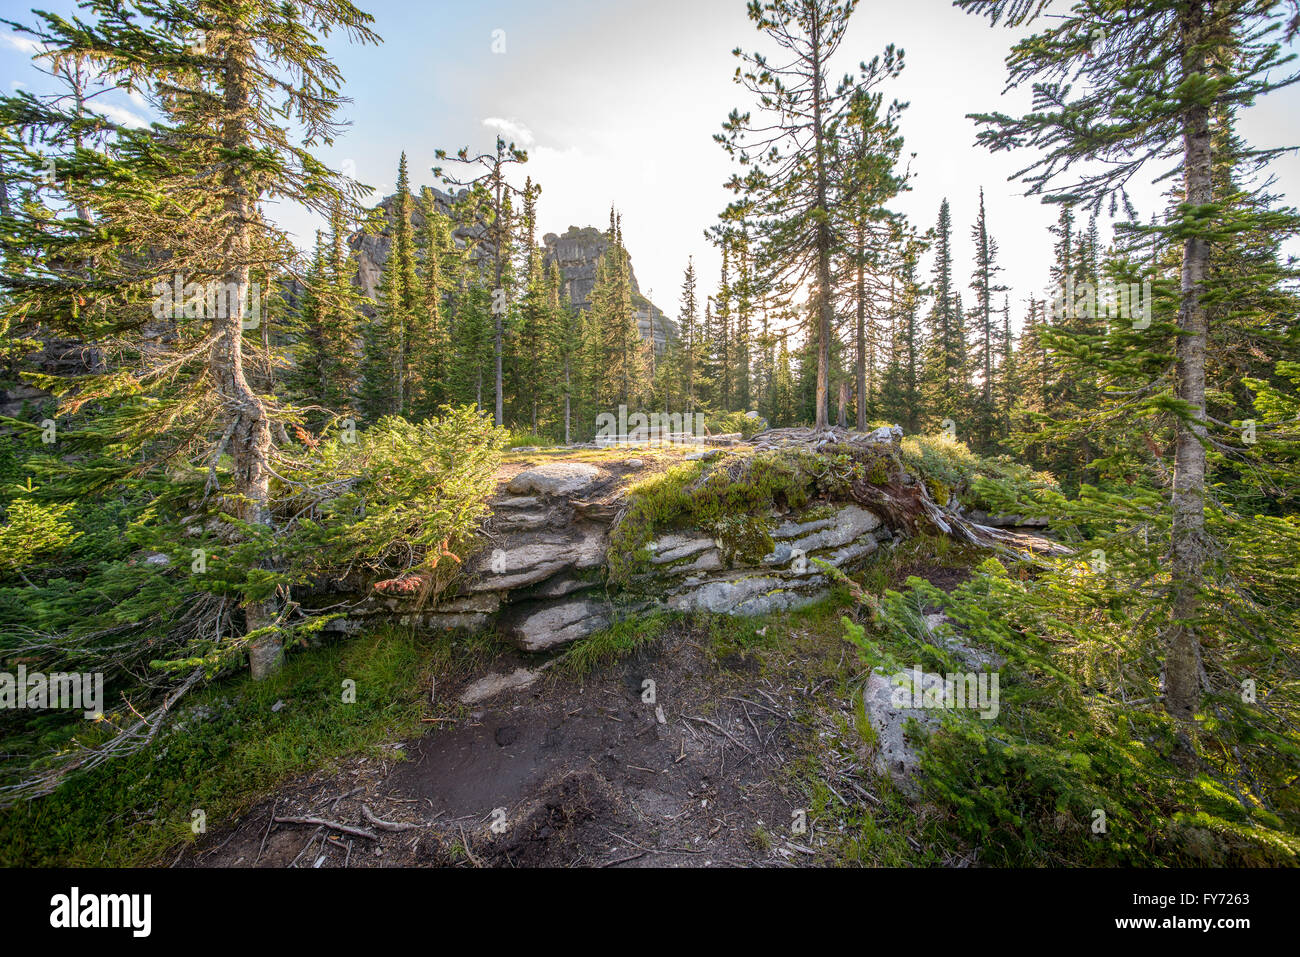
181, 616, 870, 868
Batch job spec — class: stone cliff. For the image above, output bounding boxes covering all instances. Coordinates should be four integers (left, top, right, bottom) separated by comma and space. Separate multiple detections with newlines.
541, 226, 674, 352
312, 434, 1061, 656
351, 190, 674, 351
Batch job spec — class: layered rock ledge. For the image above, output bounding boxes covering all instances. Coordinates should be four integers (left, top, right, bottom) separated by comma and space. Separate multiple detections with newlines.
314, 441, 1062, 656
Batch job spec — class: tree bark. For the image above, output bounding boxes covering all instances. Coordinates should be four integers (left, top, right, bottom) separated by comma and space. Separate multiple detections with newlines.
1166, 0, 1212, 758
215, 26, 280, 680
856, 222, 867, 430
811, 21, 832, 431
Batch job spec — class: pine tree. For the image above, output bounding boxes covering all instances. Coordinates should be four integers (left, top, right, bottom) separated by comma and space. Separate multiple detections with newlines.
718, 0, 903, 429
435, 136, 528, 427
921, 198, 968, 424
0, 0, 379, 679
963, 0, 1299, 755
410, 188, 455, 419
838, 87, 909, 429
548, 260, 580, 444
585, 210, 645, 414
878, 237, 925, 431
360, 155, 420, 419
677, 257, 700, 412
968, 188, 1009, 451
511, 178, 551, 432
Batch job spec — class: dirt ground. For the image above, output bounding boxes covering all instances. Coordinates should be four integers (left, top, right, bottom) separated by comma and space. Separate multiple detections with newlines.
180, 614, 879, 868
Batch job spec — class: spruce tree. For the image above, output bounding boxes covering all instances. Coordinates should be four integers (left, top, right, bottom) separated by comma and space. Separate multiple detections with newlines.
0, 0, 379, 679
921, 198, 969, 425
434, 136, 528, 427
718, 0, 903, 429
963, 0, 1299, 755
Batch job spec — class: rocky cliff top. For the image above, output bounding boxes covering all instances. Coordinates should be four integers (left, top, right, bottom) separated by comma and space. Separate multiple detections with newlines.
351, 193, 675, 351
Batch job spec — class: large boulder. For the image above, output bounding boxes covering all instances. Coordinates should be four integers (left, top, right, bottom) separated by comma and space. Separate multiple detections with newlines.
506, 463, 602, 497
498, 597, 611, 652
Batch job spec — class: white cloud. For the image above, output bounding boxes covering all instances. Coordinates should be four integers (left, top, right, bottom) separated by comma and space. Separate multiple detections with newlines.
87, 101, 148, 129
482, 117, 535, 148
0, 31, 42, 56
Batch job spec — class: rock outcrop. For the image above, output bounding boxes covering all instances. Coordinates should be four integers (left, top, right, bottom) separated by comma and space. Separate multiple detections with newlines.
349, 192, 674, 352
320, 455, 898, 654
313, 439, 1064, 665
541, 226, 674, 351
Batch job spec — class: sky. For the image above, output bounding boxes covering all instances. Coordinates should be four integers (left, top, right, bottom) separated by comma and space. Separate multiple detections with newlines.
3, 0, 1300, 340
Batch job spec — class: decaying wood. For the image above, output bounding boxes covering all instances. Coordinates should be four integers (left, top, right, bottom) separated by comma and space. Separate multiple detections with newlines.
273, 815, 379, 841
361, 804, 423, 832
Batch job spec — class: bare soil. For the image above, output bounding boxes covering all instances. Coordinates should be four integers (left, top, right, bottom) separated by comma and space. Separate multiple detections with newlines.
180, 617, 867, 868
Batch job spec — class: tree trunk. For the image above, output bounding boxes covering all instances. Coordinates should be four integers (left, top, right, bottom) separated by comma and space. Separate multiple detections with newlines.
494, 254, 504, 428
216, 29, 280, 680
811, 24, 832, 431
856, 225, 867, 431
1166, 0, 1212, 759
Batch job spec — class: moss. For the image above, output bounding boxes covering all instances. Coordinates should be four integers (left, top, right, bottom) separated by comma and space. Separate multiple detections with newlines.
797, 503, 839, 524
711, 513, 775, 565
607, 451, 825, 587
926, 479, 950, 506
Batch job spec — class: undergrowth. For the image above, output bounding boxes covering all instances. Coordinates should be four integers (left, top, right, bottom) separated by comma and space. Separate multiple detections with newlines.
0, 625, 499, 866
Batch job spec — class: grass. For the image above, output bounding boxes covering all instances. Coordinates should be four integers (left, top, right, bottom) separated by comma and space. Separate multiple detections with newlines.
504, 429, 559, 449
550, 614, 671, 679
0, 625, 500, 866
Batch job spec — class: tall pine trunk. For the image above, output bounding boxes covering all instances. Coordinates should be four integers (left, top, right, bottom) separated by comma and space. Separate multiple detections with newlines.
811, 24, 832, 431
216, 27, 279, 680
856, 222, 867, 430
1166, 0, 1212, 755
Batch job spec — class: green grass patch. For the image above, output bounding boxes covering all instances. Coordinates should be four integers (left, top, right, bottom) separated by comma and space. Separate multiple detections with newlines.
550, 614, 671, 679
0, 626, 498, 866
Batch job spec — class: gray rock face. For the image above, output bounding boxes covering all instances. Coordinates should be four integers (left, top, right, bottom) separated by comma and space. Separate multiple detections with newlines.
541, 226, 675, 352
458, 667, 540, 705
463, 529, 607, 592
350, 203, 674, 351
766, 504, 881, 562
863, 613, 1004, 791
499, 597, 611, 652
316, 459, 893, 657
863, 668, 943, 792
506, 462, 602, 497
667, 573, 816, 616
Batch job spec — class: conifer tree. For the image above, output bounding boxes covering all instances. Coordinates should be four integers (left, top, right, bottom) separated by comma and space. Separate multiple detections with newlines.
0, 0, 379, 679
410, 188, 455, 419
878, 237, 926, 431
921, 198, 968, 424
718, 0, 902, 429
435, 136, 528, 427
837, 88, 909, 429
677, 257, 700, 412
969, 188, 1008, 450
548, 260, 580, 444
359, 155, 419, 419
963, 0, 1300, 755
